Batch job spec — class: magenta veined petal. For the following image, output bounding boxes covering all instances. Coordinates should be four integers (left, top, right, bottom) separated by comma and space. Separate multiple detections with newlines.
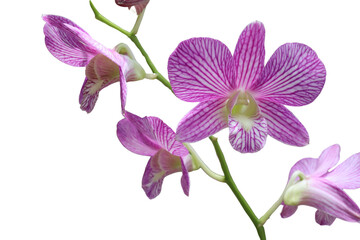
325, 153, 360, 189
116, 117, 161, 156
288, 158, 318, 180
125, 112, 188, 156
176, 98, 228, 142
315, 210, 336, 226
257, 100, 309, 147
115, 0, 150, 15
142, 149, 189, 199
43, 15, 98, 67
297, 178, 360, 223
313, 144, 340, 177
228, 115, 267, 153
43, 15, 132, 114
168, 37, 233, 102
252, 43, 326, 106
230, 21, 265, 90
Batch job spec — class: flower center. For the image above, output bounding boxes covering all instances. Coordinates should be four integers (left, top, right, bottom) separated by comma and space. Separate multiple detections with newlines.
227, 91, 258, 118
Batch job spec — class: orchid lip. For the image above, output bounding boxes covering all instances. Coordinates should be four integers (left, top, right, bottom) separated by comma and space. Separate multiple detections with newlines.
226, 91, 259, 118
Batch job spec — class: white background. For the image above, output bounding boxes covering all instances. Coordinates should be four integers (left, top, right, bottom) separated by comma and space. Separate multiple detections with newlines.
1, 0, 360, 239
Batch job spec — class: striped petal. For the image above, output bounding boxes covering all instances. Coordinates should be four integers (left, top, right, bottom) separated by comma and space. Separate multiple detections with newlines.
79, 55, 122, 113
280, 205, 298, 218
116, 117, 160, 156
313, 144, 340, 177
228, 115, 267, 153
258, 100, 309, 147
125, 113, 188, 156
176, 98, 228, 142
142, 149, 189, 199
43, 15, 98, 67
315, 210, 336, 226
231, 21, 265, 90
168, 38, 233, 102
326, 153, 360, 189
252, 43, 326, 106
146, 117, 188, 156
288, 158, 318, 181
295, 178, 360, 223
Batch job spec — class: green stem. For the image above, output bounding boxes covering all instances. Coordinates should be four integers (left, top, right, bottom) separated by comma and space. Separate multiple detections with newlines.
129, 35, 172, 91
90, 1, 130, 37
131, 9, 145, 35
89, 1, 172, 91
209, 136, 266, 240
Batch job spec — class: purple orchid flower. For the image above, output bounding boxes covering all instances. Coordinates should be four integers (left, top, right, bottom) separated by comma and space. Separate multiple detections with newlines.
117, 112, 193, 199
281, 144, 360, 225
168, 21, 326, 153
115, 0, 150, 15
43, 15, 145, 114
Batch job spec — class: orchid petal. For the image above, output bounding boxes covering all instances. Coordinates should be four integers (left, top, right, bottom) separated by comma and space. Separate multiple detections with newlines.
231, 21, 265, 90
313, 144, 340, 177
146, 117, 189, 157
326, 153, 360, 189
228, 115, 267, 153
43, 15, 98, 66
258, 100, 309, 146
168, 38, 233, 102
288, 158, 318, 180
180, 157, 190, 196
79, 77, 100, 113
78, 54, 122, 113
176, 98, 228, 142
298, 178, 360, 222
252, 43, 326, 106
125, 113, 188, 156
116, 118, 160, 156
280, 205, 298, 218
142, 149, 186, 199
315, 210, 336, 226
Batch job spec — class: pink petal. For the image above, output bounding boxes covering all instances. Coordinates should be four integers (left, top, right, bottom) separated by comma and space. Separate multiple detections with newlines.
180, 157, 190, 196
146, 117, 188, 157
79, 55, 122, 113
315, 210, 336, 226
280, 205, 298, 218
252, 43, 326, 106
313, 144, 340, 177
119, 69, 127, 115
116, 118, 160, 156
288, 158, 318, 180
168, 38, 233, 102
142, 149, 187, 199
176, 98, 228, 142
300, 178, 360, 223
325, 153, 360, 189
228, 116, 267, 153
79, 77, 100, 113
125, 113, 188, 156
257, 100, 309, 146
230, 21, 265, 90
115, 0, 150, 15
43, 15, 98, 67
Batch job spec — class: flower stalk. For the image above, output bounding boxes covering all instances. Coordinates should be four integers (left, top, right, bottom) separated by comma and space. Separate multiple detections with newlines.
209, 136, 266, 240
183, 143, 225, 182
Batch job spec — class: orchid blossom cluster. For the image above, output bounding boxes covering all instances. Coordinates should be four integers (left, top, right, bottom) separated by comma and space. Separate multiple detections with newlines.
42, 1, 360, 239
